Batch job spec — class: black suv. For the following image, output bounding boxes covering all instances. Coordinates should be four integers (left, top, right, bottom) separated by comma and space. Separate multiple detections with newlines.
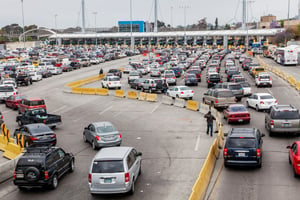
224, 128, 265, 168
108, 69, 122, 78
16, 72, 33, 86
207, 73, 222, 88
14, 145, 75, 190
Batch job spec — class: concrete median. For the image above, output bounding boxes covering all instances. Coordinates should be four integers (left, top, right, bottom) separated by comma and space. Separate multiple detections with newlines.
95, 88, 109, 96
199, 103, 210, 114
115, 90, 126, 98
162, 95, 174, 105
127, 91, 138, 99
0, 135, 7, 151
173, 98, 186, 108
72, 87, 83, 94
81, 88, 96, 95
138, 92, 147, 101
146, 93, 157, 102
3, 142, 22, 160
186, 100, 199, 111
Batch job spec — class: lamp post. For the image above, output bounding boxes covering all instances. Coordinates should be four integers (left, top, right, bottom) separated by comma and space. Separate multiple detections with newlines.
21, 0, 25, 48
93, 12, 98, 46
54, 14, 58, 46
130, 0, 134, 50
179, 5, 190, 46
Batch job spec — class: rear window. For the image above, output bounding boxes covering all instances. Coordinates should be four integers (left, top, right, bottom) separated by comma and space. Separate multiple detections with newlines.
255, 68, 265, 72
259, 75, 270, 79
109, 77, 120, 81
0, 86, 14, 92
218, 91, 234, 98
240, 82, 250, 87
92, 160, 124, 173
17, 157, 44, 167
260, 95, 273, 100
97, 125, 116, 133
29, 100, 45, 106
30, 125, 52, 135
272, 111, 300, 119
229, 85, 242, 90
227, 138, 256, 148
230, 106, 247, 112
210, 74, 220, 78
180, 87, 191, 91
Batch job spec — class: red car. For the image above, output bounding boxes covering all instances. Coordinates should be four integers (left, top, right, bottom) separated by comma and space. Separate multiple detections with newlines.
287, 141, 300, 177
18, 98, 46, 114
223, 104, 250, 124
5, 95, 27, 110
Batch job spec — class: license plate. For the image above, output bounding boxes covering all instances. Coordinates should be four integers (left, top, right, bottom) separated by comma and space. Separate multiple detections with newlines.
283, 123, 290, 127
104, 178, 112, 183
238, 119, 243, 122
238, 153, 245, 157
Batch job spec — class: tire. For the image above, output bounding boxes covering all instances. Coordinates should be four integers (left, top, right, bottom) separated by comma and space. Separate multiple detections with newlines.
92, 140, 98, 150
25, 82, 29, 86
50, 174, 58, 189
246, 101, 250, 108
83, 133, 87, 143
138, 165, 142, 176
18, 186, 27, 191
69, 159, 75, 172
128, 180, 135, 195
294, 167, 298, 177
256, 105, 259, 112
17, 120, 23, 126
24, 167, 40, 182
257, 162, 262, 168
224, 162, 228, 168
101, 83, 104, 88
176, 95, 179, 98
149, 88, 152, 93
5, 102, 8, 108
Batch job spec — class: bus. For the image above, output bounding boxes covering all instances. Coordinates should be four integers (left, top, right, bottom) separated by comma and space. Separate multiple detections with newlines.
252, 42, 262, 54
274, 47, 298, 66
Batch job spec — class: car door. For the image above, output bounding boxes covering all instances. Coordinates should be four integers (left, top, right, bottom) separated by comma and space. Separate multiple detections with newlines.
102, 77, 107, 87
290, 143, 298, 167
127, 151, 138, 182
51, 150, 64, 177
174, 87, 179, 97
6, 95, 13, 107
143, 80, 149, 89
57, 148, 69, 175
224, 107, 229, 119
85, 124, 93, 143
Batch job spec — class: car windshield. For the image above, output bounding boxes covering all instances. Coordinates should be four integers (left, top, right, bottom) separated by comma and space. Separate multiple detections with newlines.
96, 125, 116, 133
230, 106, 247, 112
30, 125, 52, 134
240, 82, 250, 87
180, 87, 191, 91
272, 111, 300, 119
0, 86, 14, 92
218, 91, 234, 98
227, 138, 256, 148
229, 85, 242, 90
260, 95, 273, 100
29, 100, 45, 106
92, 160, 124, 173
109, 77, 120, 81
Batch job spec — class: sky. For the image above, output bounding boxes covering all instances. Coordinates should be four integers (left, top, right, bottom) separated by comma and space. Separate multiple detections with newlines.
0, 0, 299, 29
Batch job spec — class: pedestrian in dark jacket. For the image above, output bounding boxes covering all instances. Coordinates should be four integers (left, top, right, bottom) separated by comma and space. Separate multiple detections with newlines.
162, 80, 169, 94
99, 68, 103, 75
204, 111, 216, 137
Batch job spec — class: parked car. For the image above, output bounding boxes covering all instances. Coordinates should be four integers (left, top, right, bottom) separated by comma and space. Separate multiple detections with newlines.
223, 104, 250, 124
255, 72, 272, 87
167, 86, 194, 100
287, 141, 300, 177
13, 123, 56, 147
101, 76, 121, 89
265, 105, 300, 136
246, 93, 277, 111
88, 147, 142, 195
224, 128, 265, 168
18, 98, 46, 114
202, 89, 236, 109
14, 145, 74, 190
83, 122, 122, 150
5, 94, 26, 110
184, 74, 198, 86
16, 108, 62, 128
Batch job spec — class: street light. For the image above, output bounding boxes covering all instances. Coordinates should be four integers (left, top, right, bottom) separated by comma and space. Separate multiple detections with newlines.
54, 14, 58, 46
130, 0, 134, 50
179, 5, 190, 46
21, 0, 25, 48
93, 12, 98, 46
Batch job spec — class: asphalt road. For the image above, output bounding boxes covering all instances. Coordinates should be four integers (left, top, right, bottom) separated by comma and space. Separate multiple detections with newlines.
210, 56, 300, 200
0, 55, 215, 200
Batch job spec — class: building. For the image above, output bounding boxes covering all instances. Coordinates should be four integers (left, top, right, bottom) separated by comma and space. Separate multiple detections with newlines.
118, 21, 145, 32
259, 15, 277, 29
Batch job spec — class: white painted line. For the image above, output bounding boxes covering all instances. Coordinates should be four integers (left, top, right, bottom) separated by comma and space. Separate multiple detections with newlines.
2, 110, 12, 114
150, 103, 161, 114
99, 106, 113, 115
194, 134, 201, 151
52, 105, 67, 113
266, 88, 273, 95
113, 112, 122, 118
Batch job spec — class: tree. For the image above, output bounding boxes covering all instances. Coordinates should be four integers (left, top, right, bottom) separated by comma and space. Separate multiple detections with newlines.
215, 18, 218, 30
198, 18, 207, 30
280, 20, 284, 28
224, 24, 231, 30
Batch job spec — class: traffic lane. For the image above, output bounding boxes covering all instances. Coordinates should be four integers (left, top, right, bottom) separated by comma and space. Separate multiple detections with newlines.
1, 94, 214, 200
260, 56, 300, 81
213, 59, 300, 200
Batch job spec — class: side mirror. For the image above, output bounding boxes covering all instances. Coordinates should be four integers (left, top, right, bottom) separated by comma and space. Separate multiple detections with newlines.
136, 152, 143, 157
84, 127, 88, 130
261, 133, 265, 137
286, 145, 291, 149
224, 133, 228, 137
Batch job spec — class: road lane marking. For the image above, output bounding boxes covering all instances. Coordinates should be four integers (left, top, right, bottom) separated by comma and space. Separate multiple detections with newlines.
113, 112, 122, 118
194, 134, 201, 151
99, 106, 113, 115
52, 105, 67, 113
150, 103, 161, 114
2, 110, 12, 114
266, 88, 273, 95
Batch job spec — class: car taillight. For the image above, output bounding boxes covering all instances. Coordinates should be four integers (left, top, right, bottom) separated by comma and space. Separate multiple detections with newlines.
181, 92, 184, 94
220, 80, 222, 83
275, 100, 277, 103
270, 120, 274, 125
109, 82, 111, 85
43, 120, 46, 124
165, 77, 167, 79
45, 171, 49, 179
234, 98, 237, 102
269, 78, 271, 81
172, 77, 175, 79
118, 134, 122, 138
1, 116, 3, 119
207, 80, 210, 83
231, 115, 235, 118
245, 114, 249, 117
88, 174, 91, 183
192, 91, 194, 93
260, 101, 264, 104
30, 136, 37, 141
13, 171, 16, 179
224, 148, 228, 157
258, 78, 261, 81
215, 100, 219, 103
256, 148, 261, 158
227, 75, 229, 78
125, 172, 130, 182
13, 93, 15, 95
96, 135, 100, 141
51, 134, 56, 138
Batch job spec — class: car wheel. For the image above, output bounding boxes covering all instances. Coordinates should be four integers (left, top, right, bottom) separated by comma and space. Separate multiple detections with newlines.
25, 82, 28, 86
149, 88, 152, 93
176, 95, 179, 98
17, 120, 23, 126
269, 130, 273, 137
101, 83, 104, 88
294, 167, 298, 177
138, 164, 142, 176
69, 159, 75, 172
257, 162, 262, 168
256, 105, 259, 112
18, 186, 27, 191
128, 180, 135, 195
196, 83, 198, 86
246, 101, 250, 108
83, 133, 87, 143
92, 140, 98, 150
50, 174, 58, 189
224, 162, 228, 168
5, 102, 8, 108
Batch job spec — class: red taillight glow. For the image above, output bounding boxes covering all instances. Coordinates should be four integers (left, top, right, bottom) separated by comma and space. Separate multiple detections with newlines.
270, 120, 274, 125
125, 172, 130, 182
51, 134, 56, 138
256, 149, 261, 158
260, 101, 264, 104
30, 136, 37, 141
231, 115, 235, 118
207, 80, 210, 83
172, 77, 175, 79
109, 82, 111, 85
96, 135, 100, 141
119, 134, 122, 138
88, 174, 91, 183
13, 171, 16, 179
275, 100, 277, 103
43, 120, 46, 124
220, 80, 222, 83
181, 92, 184, 94
224, 148, 228, 157
45, 171, 49, 179
216, 100, 219, 103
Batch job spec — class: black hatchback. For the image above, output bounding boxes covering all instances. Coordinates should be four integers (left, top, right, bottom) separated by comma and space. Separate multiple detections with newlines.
224, 128, 265, 168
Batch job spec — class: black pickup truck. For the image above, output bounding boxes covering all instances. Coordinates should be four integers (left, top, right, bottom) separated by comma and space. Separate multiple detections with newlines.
16, 73, 33, 86
16, 108, 62, 128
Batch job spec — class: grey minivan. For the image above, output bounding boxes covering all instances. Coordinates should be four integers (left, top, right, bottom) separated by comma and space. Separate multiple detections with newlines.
88, 147, 142, 195
83, 122, 121, 150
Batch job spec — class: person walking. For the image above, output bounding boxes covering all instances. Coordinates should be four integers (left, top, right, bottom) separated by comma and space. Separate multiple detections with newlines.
99, 68, 103, 75
162, 80, 169, 94
204, 111, 216, 137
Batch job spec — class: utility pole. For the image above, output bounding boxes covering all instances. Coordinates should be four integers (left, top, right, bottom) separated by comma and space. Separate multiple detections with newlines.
242, 0, 246, 30
154, 0, 158, 32
288, 0, 290, 30
54, 14, 58, 46
93, 12, 98, 46
180, 5, 190, 46
21, 0, 25, 48
82, 0, 86, 33
170, 6, 173, 28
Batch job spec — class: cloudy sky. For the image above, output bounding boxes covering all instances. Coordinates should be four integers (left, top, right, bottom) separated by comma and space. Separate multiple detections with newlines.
1, 0, 299, 29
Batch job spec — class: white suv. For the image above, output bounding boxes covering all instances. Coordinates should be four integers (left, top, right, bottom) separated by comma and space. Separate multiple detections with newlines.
0, 85, 18, 101
101, 76, 121, 89
255, 72, 272, 87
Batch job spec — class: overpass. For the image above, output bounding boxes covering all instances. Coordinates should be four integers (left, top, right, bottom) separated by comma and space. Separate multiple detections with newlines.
48, 28, 285, 47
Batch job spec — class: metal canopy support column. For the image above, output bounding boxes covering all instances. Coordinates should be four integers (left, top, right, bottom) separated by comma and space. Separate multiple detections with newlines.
223, 35, 228, 49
